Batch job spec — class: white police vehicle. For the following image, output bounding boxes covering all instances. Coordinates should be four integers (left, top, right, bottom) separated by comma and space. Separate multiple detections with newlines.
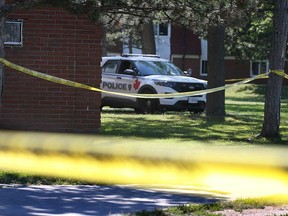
101, 54, 207, 114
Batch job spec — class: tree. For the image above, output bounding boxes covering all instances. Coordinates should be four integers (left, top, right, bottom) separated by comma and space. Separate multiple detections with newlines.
261, 0, 288, 137
100, 2, 159, 55
101, 14, 154, 55
163, 0, 259, 118
141, 18, 156, 54
225, 0, 274, 61
206, 25, 226, 118
0, 0, 4, 106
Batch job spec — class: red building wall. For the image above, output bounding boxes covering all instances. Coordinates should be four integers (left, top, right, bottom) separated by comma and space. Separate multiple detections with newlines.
171, 25, 201, 56
224, 59, 251, 80
0, 6, 102, 133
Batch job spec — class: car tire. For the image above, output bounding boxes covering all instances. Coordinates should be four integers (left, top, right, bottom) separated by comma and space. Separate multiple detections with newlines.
137, 90, 160, 114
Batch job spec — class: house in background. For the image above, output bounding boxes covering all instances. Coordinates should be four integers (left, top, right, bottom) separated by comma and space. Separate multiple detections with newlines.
0, 4, 102, 132
116, 23, 287, 84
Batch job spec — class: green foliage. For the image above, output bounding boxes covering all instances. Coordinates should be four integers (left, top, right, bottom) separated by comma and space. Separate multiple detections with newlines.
132, 205, 223, 216
133, 209, 166, 216
221, 198, 267, 212
3, 0, 276, 60
100, 0, 270, 64
226, 0, 274, 60
132, 198, 283, 215
168, 203, 224, 214
0, 171, 88, 185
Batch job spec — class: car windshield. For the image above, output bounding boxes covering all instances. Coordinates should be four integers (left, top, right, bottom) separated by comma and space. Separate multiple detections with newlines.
134, 60, 184, 76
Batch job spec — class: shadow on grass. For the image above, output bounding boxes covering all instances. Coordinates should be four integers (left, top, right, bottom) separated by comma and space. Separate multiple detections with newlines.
235, 84, 266, 95
100, 84, 288, 145
100, 112, 265, 144
226, 84, 288, 103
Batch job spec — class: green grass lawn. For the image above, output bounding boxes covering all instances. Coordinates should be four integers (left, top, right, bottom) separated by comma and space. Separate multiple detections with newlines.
100, 84, 288, 145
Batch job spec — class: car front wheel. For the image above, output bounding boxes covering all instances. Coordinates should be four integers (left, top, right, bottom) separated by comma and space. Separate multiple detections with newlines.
136, 90, 160, 114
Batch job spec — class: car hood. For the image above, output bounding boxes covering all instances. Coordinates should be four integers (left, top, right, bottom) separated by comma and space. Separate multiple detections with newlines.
146, 75, 207, 84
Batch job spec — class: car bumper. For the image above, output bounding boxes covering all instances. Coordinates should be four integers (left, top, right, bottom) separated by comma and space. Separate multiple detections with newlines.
161, 100, 206, 112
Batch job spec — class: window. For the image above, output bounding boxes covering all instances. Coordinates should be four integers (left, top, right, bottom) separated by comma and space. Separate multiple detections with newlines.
102, 60, 119, 74
4, 20, 23, 46
118, 61, 133, 74
250, 61, 268, 76
154, 22, 169, 36
135, 60, 183, 76
201, 60, 208, 76
159, 23, 168, 36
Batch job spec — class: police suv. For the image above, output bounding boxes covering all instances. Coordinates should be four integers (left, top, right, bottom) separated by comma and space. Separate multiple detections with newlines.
101, 54, 207, 114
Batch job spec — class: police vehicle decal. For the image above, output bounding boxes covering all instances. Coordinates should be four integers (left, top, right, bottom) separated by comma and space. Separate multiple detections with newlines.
133, 79, 141, 90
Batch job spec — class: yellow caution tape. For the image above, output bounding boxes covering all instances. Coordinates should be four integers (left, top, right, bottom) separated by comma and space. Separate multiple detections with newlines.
1, 58, 288, 200
0, 57, 274, 99
271, 69, 288, 79
225, 78, 249, 82
0, 131, 288, 199
225, 76, 268, 82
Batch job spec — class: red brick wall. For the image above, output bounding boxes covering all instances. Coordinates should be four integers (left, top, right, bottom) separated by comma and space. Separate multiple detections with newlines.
0, 6, 102, 133
224, 59, 251, 80
171, 25, 201, 56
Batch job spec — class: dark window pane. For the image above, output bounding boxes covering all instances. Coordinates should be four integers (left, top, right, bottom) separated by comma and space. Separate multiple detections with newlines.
159, 23, 168, 36
4, 20, 22, 45
252, 62, 259, 75
202, 60, 208, 74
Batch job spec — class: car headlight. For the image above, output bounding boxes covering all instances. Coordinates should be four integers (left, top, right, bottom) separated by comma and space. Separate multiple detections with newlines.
154, 81, 177, 88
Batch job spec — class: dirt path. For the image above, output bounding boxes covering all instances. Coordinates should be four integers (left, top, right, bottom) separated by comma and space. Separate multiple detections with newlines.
215, 205, 288, 216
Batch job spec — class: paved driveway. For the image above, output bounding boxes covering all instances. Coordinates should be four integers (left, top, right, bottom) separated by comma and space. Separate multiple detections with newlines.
0, 185, 221, 216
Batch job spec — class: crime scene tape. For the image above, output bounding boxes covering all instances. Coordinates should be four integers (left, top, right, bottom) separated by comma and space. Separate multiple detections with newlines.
225, 69, 286, 82
0, 58, 288, 201
271, 69, 288, 79
0, 130, 288, 200
225, 76, 268, 82
0, 57, 281, 99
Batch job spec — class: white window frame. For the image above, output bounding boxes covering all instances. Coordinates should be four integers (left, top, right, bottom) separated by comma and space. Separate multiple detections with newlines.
250, 60, 269, 77
200, 39, 208, 76
4, 19, 23, 46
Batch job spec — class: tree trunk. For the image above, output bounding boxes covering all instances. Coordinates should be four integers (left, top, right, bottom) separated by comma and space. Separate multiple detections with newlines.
141, 19, 156, 54
0, 0, 5, 107
128, 31, 133, 54
102, 25, 107, 56
261, 0, 288, 137
206, 25, 226, 119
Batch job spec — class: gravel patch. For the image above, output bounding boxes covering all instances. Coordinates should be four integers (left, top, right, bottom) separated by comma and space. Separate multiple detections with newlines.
215, 205, 288, 216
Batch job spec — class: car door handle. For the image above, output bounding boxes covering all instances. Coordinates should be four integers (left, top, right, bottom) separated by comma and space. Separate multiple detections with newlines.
116, 77, 122, 79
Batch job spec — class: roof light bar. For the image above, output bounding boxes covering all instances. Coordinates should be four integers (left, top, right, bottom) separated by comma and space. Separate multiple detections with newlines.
121, 53, 161, 58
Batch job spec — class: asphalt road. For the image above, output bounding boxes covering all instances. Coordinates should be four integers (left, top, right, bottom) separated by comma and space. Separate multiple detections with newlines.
0, 184, 221, 216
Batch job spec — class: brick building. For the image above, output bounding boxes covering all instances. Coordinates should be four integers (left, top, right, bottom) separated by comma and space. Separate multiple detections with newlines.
120, 23, 287, 84
0, 5, 102, 132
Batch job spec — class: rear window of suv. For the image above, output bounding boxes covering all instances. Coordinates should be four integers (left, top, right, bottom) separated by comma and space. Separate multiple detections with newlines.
102, 60, 119, 74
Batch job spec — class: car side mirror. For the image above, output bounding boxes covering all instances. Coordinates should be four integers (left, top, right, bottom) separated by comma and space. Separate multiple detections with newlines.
124, 69, 138, 76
